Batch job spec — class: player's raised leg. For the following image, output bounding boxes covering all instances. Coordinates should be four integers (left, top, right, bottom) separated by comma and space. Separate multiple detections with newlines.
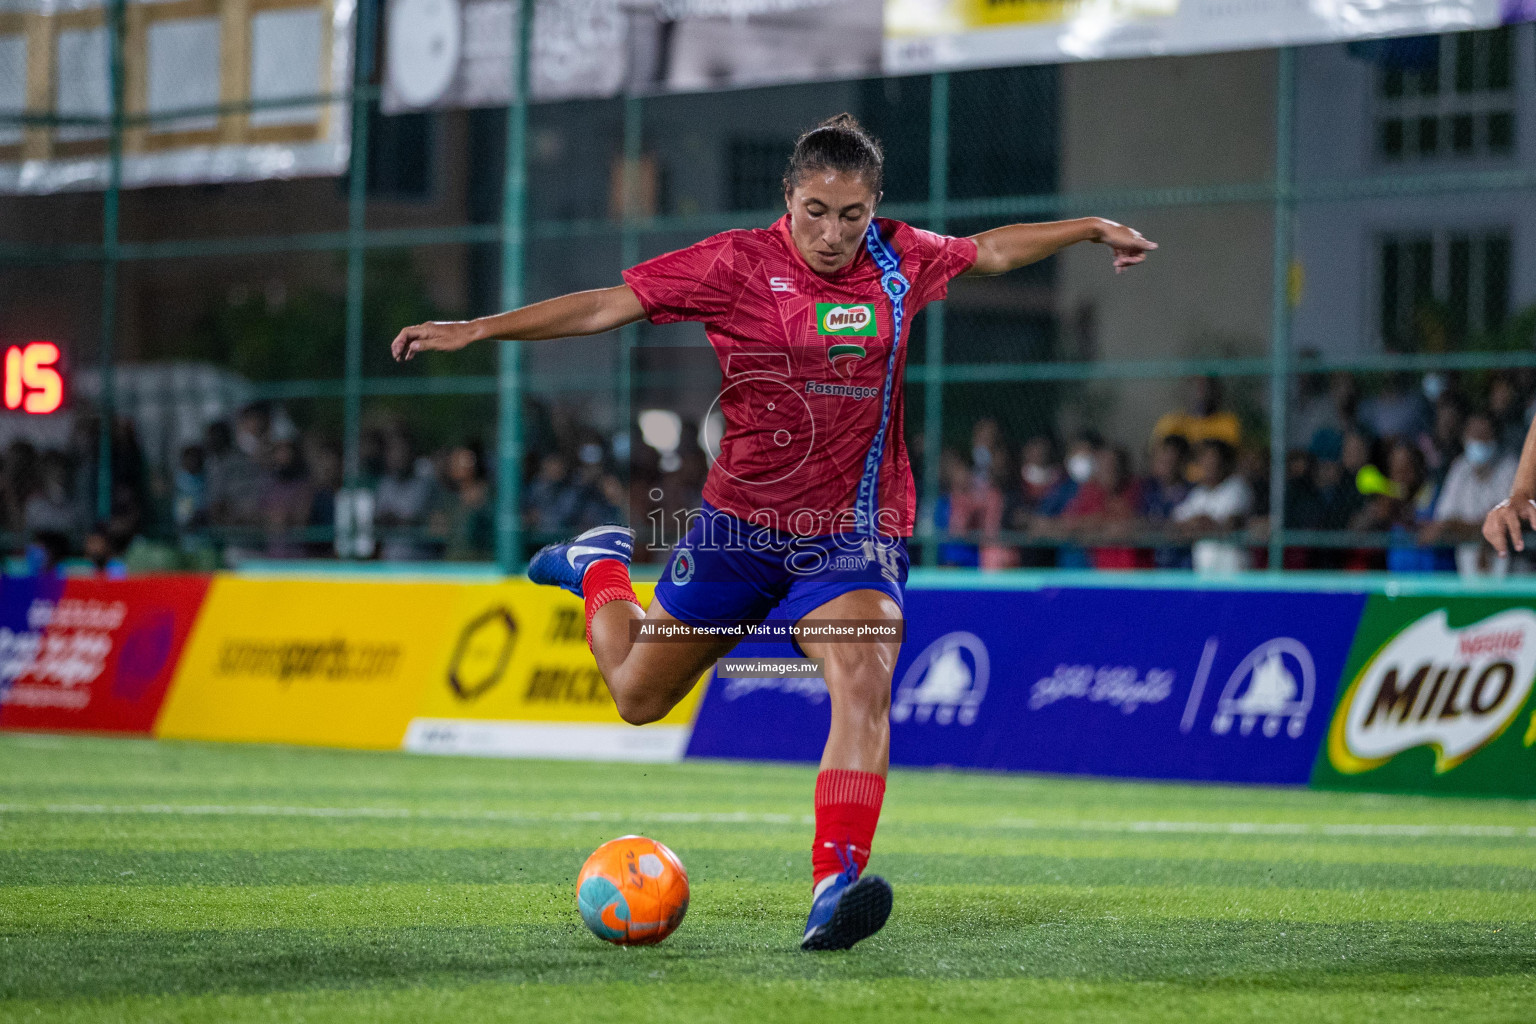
795, 587, 902, 951
527, 526, 737, 726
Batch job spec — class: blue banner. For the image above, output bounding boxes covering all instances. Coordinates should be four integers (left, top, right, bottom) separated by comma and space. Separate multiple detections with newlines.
685, 586, 1368, 785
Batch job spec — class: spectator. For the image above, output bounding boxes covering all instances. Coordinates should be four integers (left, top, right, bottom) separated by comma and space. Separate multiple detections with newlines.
1420, 394, 1464, 485
1358, 373, 1427, 442
1423, 412, 1520, 578
1052, 432, 1101, 568
933, 451, 980, 567
1282, 450, 1325, 569
1290, 371, 1358, 453
304, 438, 343, 557
436, 443, 494, 561
1173, 440, 1254, 573
1061, 446, 1143, 569
1017, 435, 1071, 513
83, 522, 129, 578
525, 452, 576, 536
24, 530, 70, 577
566, 442, 625, 533
970, 418, 1010, 485
1062, 432, 1100, 492
261, 439, 314, 558
1011, 434, 1069, 568
233, 403, 272, 464
205, 419, 262, 527
23, 451, 83, 537
1153, 377, 1242, 458
173, 444, 208, 531
374, 433, 437, 561
1487, 374, 1528, 454
2, 441, 41, 536
948, 461, 1015, 571
1140, 434, 1191, 568
1364, 443, 1451, 573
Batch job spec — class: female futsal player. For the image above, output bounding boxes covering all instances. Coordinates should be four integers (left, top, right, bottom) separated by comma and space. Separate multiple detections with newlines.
392, 114, 1156, 950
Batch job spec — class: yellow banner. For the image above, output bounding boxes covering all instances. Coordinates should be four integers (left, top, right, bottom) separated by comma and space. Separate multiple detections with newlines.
156, 577, 467, 748
416, 581, 705, 728
156, 576, 706, 751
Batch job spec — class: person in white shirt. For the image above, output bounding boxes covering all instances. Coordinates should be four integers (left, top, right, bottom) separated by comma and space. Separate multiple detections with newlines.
1429, 412, 1518, 577
1172, 440, 1254, 573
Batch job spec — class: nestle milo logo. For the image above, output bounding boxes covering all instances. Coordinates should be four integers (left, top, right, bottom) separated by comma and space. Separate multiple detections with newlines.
817, 303, 876, 336
1329, 608, 1536, 774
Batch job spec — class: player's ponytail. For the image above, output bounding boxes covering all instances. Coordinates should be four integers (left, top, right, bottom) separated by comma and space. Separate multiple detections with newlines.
784, 113, 884, 196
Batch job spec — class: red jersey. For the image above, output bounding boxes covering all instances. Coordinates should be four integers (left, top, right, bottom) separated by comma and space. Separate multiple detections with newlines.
622, 216, 977, 537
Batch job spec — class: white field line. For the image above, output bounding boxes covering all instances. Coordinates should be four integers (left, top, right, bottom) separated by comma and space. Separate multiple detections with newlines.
0, 802, 1533, 839
0, 803, 810, 826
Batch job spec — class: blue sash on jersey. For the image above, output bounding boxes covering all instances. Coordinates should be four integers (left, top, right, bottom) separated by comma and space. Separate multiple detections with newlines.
854, 221, 910, 537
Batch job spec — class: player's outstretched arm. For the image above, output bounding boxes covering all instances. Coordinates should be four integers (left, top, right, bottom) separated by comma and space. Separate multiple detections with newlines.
967, 218, 1156, 277
1483, 418, 1536, 554
391, 284, 647, 362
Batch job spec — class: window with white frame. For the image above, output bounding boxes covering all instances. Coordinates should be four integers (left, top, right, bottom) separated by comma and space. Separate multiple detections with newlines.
1379, 230, 1511, 349
1375, 28, 1516, 162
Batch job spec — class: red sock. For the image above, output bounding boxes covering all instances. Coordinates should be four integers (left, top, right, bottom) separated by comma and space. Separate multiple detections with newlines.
811, 769, 886, 888
583, 559, 639, 649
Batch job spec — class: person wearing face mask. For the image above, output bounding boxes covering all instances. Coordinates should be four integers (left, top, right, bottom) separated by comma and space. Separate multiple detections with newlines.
1428, 412, 1518, 577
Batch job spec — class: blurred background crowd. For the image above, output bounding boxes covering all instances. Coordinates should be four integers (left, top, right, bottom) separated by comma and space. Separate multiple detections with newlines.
931, 370, 1526, 578
2, 367, 1528, 578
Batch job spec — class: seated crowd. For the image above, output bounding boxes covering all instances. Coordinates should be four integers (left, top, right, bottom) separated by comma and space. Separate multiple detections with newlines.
933, 372, 1530, 576
1, 400, 648, 572
4, 371, 1530, 576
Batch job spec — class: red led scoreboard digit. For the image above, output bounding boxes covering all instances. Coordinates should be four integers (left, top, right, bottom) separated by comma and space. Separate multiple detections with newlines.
2, 341, 64, 414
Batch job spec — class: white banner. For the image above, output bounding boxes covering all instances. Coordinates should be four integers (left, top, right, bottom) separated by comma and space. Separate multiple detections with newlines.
885, 0, 1516, 74
0, 0, 354, 194
382, 0, 882, 111
381, 0, 1532, 108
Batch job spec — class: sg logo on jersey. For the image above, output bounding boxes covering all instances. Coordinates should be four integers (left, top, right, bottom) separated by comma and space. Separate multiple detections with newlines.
816, 303, 877, 337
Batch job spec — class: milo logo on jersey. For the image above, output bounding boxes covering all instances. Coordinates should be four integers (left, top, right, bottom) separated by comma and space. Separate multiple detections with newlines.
1313, 598, 1536, 796
817, 303, 876, 337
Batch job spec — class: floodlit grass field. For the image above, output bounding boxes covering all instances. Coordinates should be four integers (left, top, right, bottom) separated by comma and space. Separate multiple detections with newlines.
1, 734, 1533, 1022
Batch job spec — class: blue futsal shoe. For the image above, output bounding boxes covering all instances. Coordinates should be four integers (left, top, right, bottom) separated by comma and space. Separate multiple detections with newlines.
527, 525, 635, 597
801, 852, 893, 951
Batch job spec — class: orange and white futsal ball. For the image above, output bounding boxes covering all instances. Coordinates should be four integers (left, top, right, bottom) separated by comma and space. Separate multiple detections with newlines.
576, 835, 690, 945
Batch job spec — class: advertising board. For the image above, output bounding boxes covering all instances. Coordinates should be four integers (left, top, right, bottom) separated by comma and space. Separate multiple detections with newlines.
0, 575, 209, 734
688, 585, 1368, 785
404, 581, 709, 762
156, 577, 467, 749
1312, 595, 1536, 796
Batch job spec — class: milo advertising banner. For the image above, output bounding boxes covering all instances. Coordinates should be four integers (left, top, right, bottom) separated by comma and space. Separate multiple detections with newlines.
1313, 595, 1536, 797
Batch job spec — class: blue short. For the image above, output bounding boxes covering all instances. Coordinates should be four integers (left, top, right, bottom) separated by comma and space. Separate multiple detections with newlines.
652, 501, 908, 652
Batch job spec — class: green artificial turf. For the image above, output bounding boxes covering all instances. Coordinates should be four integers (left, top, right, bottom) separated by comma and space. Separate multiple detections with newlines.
1, 733, 1532, 1022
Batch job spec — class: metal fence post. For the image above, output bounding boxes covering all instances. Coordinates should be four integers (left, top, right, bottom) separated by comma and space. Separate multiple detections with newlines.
618, 94, 642, 522
96, 0, 126, 522
1267, 47, 1296, 573
495, 0, 533, 573
342, 0, 378, 497
920, 71, 950, 567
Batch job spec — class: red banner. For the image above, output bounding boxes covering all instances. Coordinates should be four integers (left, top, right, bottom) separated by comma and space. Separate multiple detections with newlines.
0, 575, 211, 734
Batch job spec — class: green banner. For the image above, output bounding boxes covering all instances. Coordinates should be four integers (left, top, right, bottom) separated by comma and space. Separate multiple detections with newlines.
1311, 594, 1536, 797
